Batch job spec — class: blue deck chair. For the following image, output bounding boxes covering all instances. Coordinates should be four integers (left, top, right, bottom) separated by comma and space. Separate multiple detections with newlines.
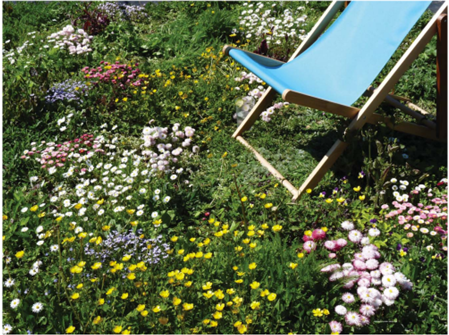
223, 1, 447, 201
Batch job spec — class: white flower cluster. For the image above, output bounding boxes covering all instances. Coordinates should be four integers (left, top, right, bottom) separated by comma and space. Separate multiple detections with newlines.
3, 37, 35, 65
234, 71, 289, 122
238, 2, 307, 45
47, 25, 93, 55
141, 122, 198, 174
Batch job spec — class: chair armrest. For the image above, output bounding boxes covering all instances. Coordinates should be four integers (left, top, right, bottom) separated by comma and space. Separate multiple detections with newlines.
222, 45, 285, 67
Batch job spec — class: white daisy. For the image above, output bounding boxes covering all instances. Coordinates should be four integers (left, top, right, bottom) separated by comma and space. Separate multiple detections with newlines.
32, 302, 44, 313
21, 227, 29, 232
154, 189, 161, 195
3, 324, 12, 334
341, 221, 354, 230
136, 210, 144, 216
37, 240, 44, 246
163, 196, 171, 204
50, 245, 59, 252
153, 195, 160, 201
4, 278, 15, 287
10, 298, 20, 309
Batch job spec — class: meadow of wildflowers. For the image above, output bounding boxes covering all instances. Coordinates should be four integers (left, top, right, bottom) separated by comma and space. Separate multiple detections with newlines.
3, 1, 447, 334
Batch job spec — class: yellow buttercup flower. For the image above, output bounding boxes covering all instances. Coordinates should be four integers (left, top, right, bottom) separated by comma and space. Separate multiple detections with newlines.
336, 197, 345, 203
122, 255, 131, 261
238, 324, 247, 334
152, 305, 161, 313
91, 262, 102, 270
93, 316, 102, 325
202, 282, 213, 290
250, 301, 260, 310
312, 308, 323, 317
264, 203, 273, 209
15, 250, 25, 259
272, 225, 282, 232
136, 304, 146, 312
216, 303, 225, 311
306, 188, 312, 194
71, 293, 80, 300
260, 289, 270, 297
297, 253, 305, 258
113, 326, 122, 333
106, 287, 116, 295
173, 297, 182, 306
203, 290, 214, 299
289, 263, 298, 269
261, 223, 269, 229
76, 283, 83, 289
215, 289, 225, 299
141, 310, 149, 317
184, 281, 192, 287
74, 203, 82, 210
30, 205, 38, 212
121, 293, 129, 300
323, 308, 330, 315
127, 273, 136, 280
260, 193, 266, 199
250, 281, 260, 289
241, 196, 247, 202
249, 262, 257, 270
160, 290, 170, 298
66, 326, 75, 334
98, 298, 105, 305
359, 195, 366, 201
226, 288, 235, 295
130, 221, 138, 227
212, 311, 222, 319
267, 293, 277, 301
182, 303, 194, 311
204, 252, 212, 259
353, 186, 361, 192
249, 242, 257, 248
97, 199, 104, 205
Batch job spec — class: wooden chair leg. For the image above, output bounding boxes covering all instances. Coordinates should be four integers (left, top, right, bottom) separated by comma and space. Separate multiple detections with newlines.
292, 140, 349, 201
437, 13, 447, 139
232, 87, 277, 138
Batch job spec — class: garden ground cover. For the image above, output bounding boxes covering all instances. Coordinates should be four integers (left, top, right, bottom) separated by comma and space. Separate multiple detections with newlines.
2, 1, 448, 334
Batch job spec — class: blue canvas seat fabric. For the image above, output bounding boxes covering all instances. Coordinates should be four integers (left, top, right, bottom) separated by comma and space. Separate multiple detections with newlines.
228, 1, 431, 106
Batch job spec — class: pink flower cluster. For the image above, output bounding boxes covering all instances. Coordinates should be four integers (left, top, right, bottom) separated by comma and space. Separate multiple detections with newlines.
302, 229, 327, 253
322, 228, 413, 330
382, 180, 448, 239
81, 61, 143, 89
21, 134, 104, 173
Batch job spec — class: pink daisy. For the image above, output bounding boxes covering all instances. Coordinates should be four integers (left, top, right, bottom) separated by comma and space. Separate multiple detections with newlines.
329, 321, 343, 333
348, 230, 363, 243
345, 312, 361, 327
342, 292, 355, 304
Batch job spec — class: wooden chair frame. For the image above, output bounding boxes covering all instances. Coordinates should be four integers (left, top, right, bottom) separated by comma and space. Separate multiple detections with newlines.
226, 1, 447, 202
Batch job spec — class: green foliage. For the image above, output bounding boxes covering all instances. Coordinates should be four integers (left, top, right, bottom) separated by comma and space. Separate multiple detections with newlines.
2, 1, 447, 334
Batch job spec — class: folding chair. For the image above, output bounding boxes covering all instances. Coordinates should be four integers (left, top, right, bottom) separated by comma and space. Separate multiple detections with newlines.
223, 1, 447, 202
